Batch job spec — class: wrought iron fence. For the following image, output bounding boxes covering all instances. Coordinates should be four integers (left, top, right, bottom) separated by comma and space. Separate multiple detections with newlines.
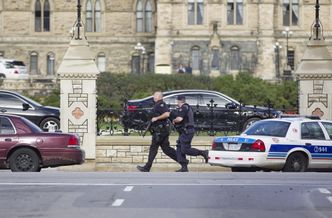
97, 99, 298, 136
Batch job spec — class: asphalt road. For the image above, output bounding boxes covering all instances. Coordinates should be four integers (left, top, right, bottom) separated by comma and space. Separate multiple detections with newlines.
0, 171, 332, 218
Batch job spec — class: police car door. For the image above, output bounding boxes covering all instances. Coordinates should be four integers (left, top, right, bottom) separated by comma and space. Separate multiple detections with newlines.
320, 121, 332, 168
301, 121, 331, 169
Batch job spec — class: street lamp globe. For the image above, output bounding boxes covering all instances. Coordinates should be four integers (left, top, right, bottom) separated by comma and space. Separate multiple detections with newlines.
135, 42, 145, 53
134, 42, 146, 74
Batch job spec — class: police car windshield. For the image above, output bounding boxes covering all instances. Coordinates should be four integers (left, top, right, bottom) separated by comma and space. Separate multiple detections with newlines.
244, 120, 290, 137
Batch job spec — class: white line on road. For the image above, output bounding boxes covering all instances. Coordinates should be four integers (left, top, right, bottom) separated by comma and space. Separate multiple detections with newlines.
318, 188, 331, 194
327, 196, 332, 204
112, 199, 124, 207
0, 182, 331, 187
123, 186, 134, 192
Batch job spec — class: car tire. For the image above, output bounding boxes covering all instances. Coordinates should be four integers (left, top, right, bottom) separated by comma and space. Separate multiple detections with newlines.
283, 152, 308, 172
0, 74, 5, 79
40, 117, 60, 132
242, 117, 261, 131
9, 148, 41, 172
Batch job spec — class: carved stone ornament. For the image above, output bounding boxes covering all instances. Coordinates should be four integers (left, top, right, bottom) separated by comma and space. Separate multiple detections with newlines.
72, 107, 84, 119
311, 107, 324, 117
58, 73, 98, 79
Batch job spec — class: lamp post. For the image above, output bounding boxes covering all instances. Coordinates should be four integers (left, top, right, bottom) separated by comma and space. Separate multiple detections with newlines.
134, 42, 146, 74
282, 27, 293, 79
72, 0, 82, 40
273, 42, 282, 79
207, 99, 217, 136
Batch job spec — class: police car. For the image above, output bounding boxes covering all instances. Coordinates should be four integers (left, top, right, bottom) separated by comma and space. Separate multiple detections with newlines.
208, 117, 332, 172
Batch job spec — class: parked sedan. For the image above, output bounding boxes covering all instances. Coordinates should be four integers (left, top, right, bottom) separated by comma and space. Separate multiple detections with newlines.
0, 59, 28, 79
0, 114, 84, 172
0, 90, 60, 131
208, 117, 332, 172
121, 89, 281, 133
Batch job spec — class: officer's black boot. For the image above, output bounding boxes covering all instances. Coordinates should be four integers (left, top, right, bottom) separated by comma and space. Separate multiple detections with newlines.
201, 150, 209, 163
137, 165, 150, 172
175, 164, 188, 172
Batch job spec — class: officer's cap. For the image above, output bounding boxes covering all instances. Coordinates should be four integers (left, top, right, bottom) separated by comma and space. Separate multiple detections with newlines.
176, 95, 186, 101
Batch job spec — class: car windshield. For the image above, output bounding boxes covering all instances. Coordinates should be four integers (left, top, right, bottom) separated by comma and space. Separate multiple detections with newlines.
243, 120, 290, 137
20, 117, 43, 133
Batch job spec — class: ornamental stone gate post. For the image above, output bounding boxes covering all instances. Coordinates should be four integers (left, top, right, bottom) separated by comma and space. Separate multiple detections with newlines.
295, 1, 332, 120
57, 1, 99, 159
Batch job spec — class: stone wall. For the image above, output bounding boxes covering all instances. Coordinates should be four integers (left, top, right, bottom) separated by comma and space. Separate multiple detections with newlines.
0, 79, 57, 96
95, 136, 225, 172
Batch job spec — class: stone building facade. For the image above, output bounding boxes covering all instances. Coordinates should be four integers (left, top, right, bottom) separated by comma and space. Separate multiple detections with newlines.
1, 0, 332, 81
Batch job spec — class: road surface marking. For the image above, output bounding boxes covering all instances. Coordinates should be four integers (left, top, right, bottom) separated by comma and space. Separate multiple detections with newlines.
318, 188, 331, 194
327, 196, 332, 204
112, 199, 124, 207
0, 182, 331, 187
124, 186, 134, 192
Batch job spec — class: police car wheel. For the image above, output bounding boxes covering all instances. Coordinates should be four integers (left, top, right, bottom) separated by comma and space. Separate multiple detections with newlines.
283, 152, 308, 172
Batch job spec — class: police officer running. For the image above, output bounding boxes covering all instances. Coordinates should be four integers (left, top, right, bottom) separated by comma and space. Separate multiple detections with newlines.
172, 95, 208, 172
137, 91, 179, 172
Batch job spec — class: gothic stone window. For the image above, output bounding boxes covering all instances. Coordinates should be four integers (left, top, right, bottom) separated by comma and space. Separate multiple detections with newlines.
147, 53, 155, 73
230, 46, 240, 70
86, 0, 102, 32
191, 46, 201, 71
211, 48, 220, 70
47, 52, 55, 75
97, 53, 106, 72
188, 0, 204, 25
35, 0, 50, 32
227, 0, 243, 25
132, 55, 141, 74
30, 52, 38, 75
283, 0, 299, 26
136, 0, 154, 32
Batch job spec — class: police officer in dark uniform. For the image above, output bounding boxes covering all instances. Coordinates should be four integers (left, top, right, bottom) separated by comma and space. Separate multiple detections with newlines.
137, 92, 179, 172
172, 95, 208, 172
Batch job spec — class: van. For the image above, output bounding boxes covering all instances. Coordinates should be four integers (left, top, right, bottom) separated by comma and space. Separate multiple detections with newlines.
0, 59, 28, 79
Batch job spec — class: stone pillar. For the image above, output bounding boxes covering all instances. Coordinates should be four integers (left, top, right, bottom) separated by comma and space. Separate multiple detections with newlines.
155, 1, 172, 74
57, 38, 99, 159
254, 1, 276, 81
295, 39, 332, 120
295, 2, 332, 120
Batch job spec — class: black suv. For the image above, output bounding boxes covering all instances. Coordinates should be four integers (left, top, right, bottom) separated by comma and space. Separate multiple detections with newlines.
121, 90, 281, 133
0, 90, 60, 131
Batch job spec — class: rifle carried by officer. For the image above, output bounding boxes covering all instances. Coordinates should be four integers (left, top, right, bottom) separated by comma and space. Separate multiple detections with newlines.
142, 121, 152, 137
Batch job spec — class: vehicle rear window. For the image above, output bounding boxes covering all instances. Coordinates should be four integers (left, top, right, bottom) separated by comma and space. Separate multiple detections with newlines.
0, 117, 15, 134
244, 120, 290, 137
20, 117, 43, 133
